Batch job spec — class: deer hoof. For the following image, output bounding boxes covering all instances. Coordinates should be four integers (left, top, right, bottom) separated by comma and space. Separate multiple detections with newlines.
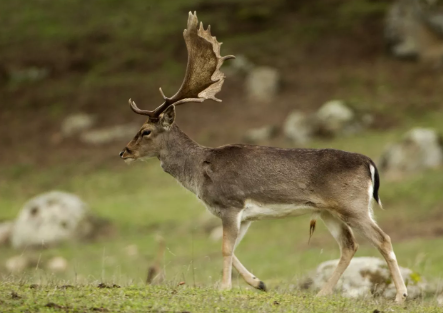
257, 281, 267, 292
394, 293, 407, 304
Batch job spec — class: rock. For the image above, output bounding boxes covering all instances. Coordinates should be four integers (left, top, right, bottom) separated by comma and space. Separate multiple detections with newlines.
9, 67, 49, 84
283, 111, 316, 144
385, 0, 420, 59
80, 123, 139, 145
245, 66, 280, 103
315, 100, 357, 137
385, 0, 443, 66
61, 113, 96, 137
46, 256, 68, 272
5, 255, 37, 273
224, 54, 254, 76
0, 221, 13, 246
11, 191, 99, 249
379, 128, 443, 175
302, 257, 426, 299
209, 226, 223, 241
243, 125, 277, 143
283, 102, 368, 143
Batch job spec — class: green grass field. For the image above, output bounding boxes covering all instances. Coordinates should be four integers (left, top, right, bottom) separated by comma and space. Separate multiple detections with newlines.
1, 284, 443, 313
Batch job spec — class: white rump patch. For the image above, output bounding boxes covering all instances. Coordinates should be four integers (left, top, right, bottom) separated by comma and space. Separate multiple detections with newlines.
241, 200, 316, 222
367, 181, 375, 222
369, 164, 376, 185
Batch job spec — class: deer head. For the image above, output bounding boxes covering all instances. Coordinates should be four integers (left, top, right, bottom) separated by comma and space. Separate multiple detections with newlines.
119, 12, 234, 163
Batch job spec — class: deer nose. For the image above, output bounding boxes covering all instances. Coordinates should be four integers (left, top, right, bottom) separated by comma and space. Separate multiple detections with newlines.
119, 150, 124, 158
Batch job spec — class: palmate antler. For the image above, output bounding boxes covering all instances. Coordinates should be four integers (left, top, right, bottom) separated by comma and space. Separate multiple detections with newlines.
129, 11, 235, 120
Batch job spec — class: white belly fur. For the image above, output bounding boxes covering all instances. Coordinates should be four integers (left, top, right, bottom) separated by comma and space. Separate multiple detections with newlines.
241, 199, 316, 222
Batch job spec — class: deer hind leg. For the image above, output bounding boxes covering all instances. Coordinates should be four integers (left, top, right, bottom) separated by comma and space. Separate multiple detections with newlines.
352, 216, 408, 303
232, 221, 266, 291
317, 211, 359, 297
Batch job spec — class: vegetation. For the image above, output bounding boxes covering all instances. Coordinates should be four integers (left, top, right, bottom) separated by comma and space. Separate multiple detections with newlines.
1, 284, 443, 312
1, 0, 443, 311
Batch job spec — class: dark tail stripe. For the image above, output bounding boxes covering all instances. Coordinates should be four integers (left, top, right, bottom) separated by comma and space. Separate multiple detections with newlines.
369, 160, 380, 203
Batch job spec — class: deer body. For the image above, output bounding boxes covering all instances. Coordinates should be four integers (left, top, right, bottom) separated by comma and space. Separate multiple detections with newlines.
158, 125, 373, 218
120, 12, 408, 303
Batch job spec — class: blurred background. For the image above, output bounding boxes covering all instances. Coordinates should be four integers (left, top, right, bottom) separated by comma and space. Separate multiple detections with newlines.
1, 0, 443, 294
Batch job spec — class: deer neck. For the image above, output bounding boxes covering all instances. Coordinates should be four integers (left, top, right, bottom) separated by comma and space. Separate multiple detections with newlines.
158, 124, 205, 194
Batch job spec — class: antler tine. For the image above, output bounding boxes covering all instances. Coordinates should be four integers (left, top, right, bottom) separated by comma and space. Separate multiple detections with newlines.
158, 88, 168, 100
127, 11, 235, 119
129, 99, 156, 117
222, 55, 236, 61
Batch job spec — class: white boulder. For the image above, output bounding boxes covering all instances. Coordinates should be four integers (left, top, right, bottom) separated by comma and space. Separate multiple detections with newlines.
385, 0, 443, 66
80, 123, 139, 145
209, 226, 223, 241
380, 128, 443, 174
283, 101, 364, 144
6, 255, 29, 273
315, 100, 357, 136
10, 191, 89, 249
243, 125, 277, 143
61, 113, 96, 137
303, 256, 425, 299
225, 54, 254, 76
283, 111, 316, 144
5, 255, 36, 273
46, 256, 68, 272
246, 66, 280, 103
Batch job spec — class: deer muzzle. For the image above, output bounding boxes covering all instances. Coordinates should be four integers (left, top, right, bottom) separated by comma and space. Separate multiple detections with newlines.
119, 147, 134, 161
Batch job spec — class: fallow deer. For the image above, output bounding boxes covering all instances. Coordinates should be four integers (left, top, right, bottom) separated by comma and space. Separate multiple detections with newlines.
120, 12, 408, 303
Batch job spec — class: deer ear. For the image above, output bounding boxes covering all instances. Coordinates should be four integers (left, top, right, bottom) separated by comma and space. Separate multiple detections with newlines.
159, 105, 176, 130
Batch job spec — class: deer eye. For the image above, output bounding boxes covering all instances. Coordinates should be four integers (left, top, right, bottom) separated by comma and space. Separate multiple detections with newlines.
142, 130, 151, 136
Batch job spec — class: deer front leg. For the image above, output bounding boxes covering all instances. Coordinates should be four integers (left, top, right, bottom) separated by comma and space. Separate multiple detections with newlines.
232, 255, 266, 291
232, 221, 266, 291
220, 212, 241, 290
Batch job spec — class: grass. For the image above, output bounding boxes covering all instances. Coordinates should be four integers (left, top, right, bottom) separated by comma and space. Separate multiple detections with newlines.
1, 284, 443, 313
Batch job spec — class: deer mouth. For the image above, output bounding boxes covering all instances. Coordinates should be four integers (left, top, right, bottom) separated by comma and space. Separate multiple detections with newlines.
123, 158, 135, 164
119, 148, 136, 164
